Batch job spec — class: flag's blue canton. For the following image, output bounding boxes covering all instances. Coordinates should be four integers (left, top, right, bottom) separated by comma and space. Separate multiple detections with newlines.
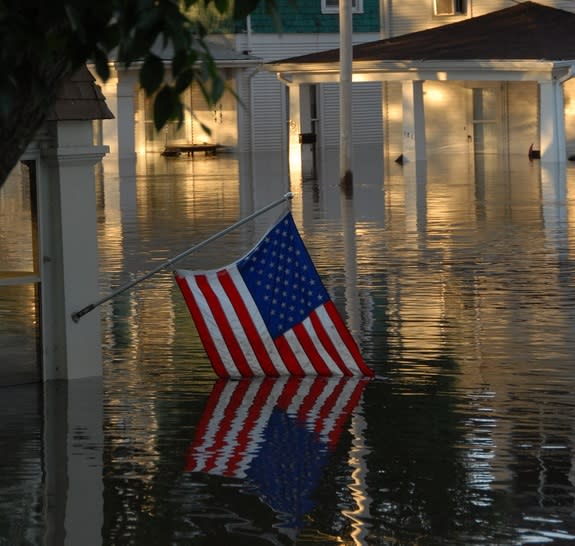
238, 213, 330, 339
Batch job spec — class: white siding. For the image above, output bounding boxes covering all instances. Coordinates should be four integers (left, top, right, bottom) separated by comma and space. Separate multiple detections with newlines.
474, 0, 575, 17
507, 81, 538, 156
564, 79, 575, 157
237, 33, 376, 62
235, 69, 253, 154
319, 83, 339, 148
388, 0, 575, 37
264, 79, 384, 151
425, 81, 468, 156
383, 82, 405, 158
390, 0, 469, 36
352, 83, 384, 145
239, 32, 383, 152
250, 72, 287, 151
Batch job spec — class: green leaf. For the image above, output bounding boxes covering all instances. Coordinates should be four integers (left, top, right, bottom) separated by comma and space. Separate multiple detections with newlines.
140, 53, 164, 95
92, 47, 110, 82
198, 120, 212, 136
175, 68, 195, 93
153, 84, 178, 130
64, 5, 87, 44
233, 0, 260, 19
214, 0, 229, 14
211, 73, 225, 103
172, 49, 198, 78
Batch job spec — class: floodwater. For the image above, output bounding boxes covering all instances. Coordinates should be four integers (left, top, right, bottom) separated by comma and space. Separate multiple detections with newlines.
2, 147, 575, 544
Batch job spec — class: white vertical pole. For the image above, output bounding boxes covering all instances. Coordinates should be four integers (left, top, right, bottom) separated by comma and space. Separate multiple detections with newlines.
41, 120, 108, 379
402, 80, 427, 162
340, 0, 353, 190
539, 80, 566, 163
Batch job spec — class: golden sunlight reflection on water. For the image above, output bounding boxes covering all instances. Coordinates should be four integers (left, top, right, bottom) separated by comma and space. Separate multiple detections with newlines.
2, 148, 575, 544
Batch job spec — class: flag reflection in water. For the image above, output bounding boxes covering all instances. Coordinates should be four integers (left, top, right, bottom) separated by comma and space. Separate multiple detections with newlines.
185, 376, 369, 533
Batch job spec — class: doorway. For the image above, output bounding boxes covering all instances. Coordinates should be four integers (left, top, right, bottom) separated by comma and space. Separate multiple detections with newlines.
470, 84, 508, 155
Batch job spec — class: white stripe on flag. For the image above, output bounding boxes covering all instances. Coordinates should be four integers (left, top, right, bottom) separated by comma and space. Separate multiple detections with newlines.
283, 330, 317, 375
186, 274, 239, 376
301, 314, 346, 375
209, 272, 263, 377
315, 304, 364, 375
227, 266, 291, 376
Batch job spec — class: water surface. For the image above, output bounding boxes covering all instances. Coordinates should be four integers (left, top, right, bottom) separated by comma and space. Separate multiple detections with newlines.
1, 149, 575, 544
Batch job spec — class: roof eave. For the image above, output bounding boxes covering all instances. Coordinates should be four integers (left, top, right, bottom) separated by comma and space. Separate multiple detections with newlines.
267, 59, 575, 84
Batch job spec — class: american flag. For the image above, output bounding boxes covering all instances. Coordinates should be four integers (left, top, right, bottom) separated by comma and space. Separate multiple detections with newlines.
174, 211, 373, 378
185, 376, 369, 530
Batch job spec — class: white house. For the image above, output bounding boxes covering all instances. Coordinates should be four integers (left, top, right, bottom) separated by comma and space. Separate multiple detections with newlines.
266, 2, 575, 164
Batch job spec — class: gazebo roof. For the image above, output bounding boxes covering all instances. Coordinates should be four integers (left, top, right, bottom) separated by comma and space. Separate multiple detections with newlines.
267, 2, 575, 83
47, 65, 114, 121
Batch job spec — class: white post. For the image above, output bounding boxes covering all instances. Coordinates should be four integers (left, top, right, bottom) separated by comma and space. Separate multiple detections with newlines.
539, 80, 566, 163
402, 81, 427, 163
40, 120, 108, 379
116, 69, 138, 160
288, 84, 304, 183
340, 0, 353, 189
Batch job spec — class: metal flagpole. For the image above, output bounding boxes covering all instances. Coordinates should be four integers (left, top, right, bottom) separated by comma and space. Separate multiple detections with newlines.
72, 192, 293, 322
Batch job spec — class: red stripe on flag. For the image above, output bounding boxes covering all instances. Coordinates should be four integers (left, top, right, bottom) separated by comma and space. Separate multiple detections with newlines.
224, 379, 276, 476
274, 335, 306, 376
324, 301, 374, 377
292, 323, 333, 376
201, 379, 251, 474
309, 310, 353, 376
218, 270, 280, 377
184, 379, 227, 471
175, 274, 229, 379
196, 275, 254, 378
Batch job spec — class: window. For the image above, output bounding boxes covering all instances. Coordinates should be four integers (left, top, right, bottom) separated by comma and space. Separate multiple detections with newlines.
322, 0, 364, 15
433, 0, 465, 16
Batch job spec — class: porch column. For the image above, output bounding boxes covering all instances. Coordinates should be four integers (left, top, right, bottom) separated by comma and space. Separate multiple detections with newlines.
235, 68, 256, 154
288, 84, 303, 182
402, 81, 426, 162
40, 121, 108, 380
539, 80, 566, 163
116, 69, 138, 160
